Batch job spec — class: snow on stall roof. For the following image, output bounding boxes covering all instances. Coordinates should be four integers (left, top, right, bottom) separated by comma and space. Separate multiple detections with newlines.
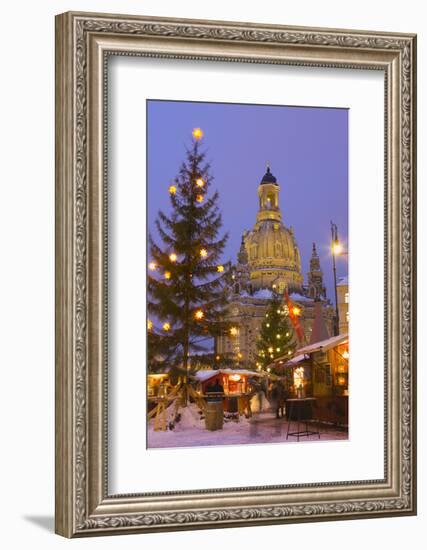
267, 353, 306, 369
194, 369, 264, 381
296, 333, 349, 355
193, 370, 220, 382
284, 353, 306, 366
252, 288, 274, 299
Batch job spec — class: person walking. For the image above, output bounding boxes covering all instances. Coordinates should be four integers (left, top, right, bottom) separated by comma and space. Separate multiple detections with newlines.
270, 380, 285, 419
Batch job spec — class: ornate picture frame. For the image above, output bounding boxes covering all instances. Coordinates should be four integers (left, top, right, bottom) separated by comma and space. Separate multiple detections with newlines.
55, 11, 417, 537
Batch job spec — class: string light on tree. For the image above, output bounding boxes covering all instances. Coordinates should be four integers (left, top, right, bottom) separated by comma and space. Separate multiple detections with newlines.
199, 248, 208, 258
168, 185, 177, 195
196, 194, 204, 203
292, 306, 301, 316
164, 271, 171, 280
147, 319, 153, 331
217, 265, 224, 273
163, 322, 170, 331
148, 261, 157, 271
169, 253, 177, 263
195, 178, 205, 188
192, 127, 204, 140
194, 309, 204, 320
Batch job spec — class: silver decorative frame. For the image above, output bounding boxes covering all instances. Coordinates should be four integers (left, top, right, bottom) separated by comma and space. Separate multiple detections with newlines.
55, 11, 417, 537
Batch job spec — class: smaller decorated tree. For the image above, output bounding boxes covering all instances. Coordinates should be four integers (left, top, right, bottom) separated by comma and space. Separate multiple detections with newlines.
256, 290, 296, 370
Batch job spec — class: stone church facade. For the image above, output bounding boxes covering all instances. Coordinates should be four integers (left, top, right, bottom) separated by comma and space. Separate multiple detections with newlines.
216, 166, 335, 368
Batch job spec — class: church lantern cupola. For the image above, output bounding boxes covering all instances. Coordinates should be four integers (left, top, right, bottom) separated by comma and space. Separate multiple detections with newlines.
257, 165, 281, 223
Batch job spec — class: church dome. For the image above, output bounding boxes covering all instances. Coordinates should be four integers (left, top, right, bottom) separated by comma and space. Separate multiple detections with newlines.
245, 221, 303, 292
242, 165, 303, 292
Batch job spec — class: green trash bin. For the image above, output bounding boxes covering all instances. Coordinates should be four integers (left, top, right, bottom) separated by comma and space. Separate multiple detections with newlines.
205, 401, 224, 431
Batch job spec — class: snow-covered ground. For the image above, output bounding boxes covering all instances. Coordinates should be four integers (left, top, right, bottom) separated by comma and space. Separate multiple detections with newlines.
147, 403, 348, 449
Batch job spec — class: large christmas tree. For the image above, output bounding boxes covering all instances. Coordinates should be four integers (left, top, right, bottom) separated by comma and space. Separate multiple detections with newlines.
148, 129, 229, 377
256, 290, 296, 370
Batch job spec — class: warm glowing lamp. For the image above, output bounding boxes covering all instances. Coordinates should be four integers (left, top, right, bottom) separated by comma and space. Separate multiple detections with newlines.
147, 319, 153, 330
199, 248, 208, 258
194, 310, 204, 320
168, 185, 177, 195
148, 261, 156, 271
196, 194, 204, 203
192, 127, 204, 140
332, 242, 343, 255
164, 271, 171, 280
217, 265, 224, 273
195, 178, 205, 188
163, 322, 170, 331
292, 306, 301, 316
230, 327, 238, 336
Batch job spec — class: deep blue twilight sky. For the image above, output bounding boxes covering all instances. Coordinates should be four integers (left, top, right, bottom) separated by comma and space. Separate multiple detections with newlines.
147, 100, 348, 301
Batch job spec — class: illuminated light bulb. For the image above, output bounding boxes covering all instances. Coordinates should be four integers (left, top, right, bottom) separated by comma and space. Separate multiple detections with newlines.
196, 310, 206, 321
230, 327, 238, 336
332, 242, 343, 255
265, 313, 269, 317
199, 248, 208, 258
215, 355, 220, 361
257, 365, 262, 370
192, 127, 204, 140
288, 350, 292, 355
276, 334, 281, 339
163, 322, 170, 331
266, 323, 270, 327
267, 367, 271, 373
196, 194, 204, 203
168, 185, 177, 195
276, 347, 281, 352
277, 309, 281, 314
292, 306, 301, 316
169, 253, 177, 263
343, 350, 349, 359
272, 284, 277, 289
237, 352, 243, 359
164, 271, 171, 280
147, 319, 153, 330
195, 178, 205, 188
148, 261, 156, 271
286, 332, 289, 337
268, 347, 273, 353
217, 265, 224, 273
270, 354, 274, 359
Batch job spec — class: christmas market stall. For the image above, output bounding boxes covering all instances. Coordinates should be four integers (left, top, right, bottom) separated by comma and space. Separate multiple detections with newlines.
147, 373, 171, 398
194, 369, 265, 418
270, 333, 349, 426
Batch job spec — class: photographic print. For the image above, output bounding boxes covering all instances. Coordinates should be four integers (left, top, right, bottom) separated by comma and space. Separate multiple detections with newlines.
147, 100, 349, 449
